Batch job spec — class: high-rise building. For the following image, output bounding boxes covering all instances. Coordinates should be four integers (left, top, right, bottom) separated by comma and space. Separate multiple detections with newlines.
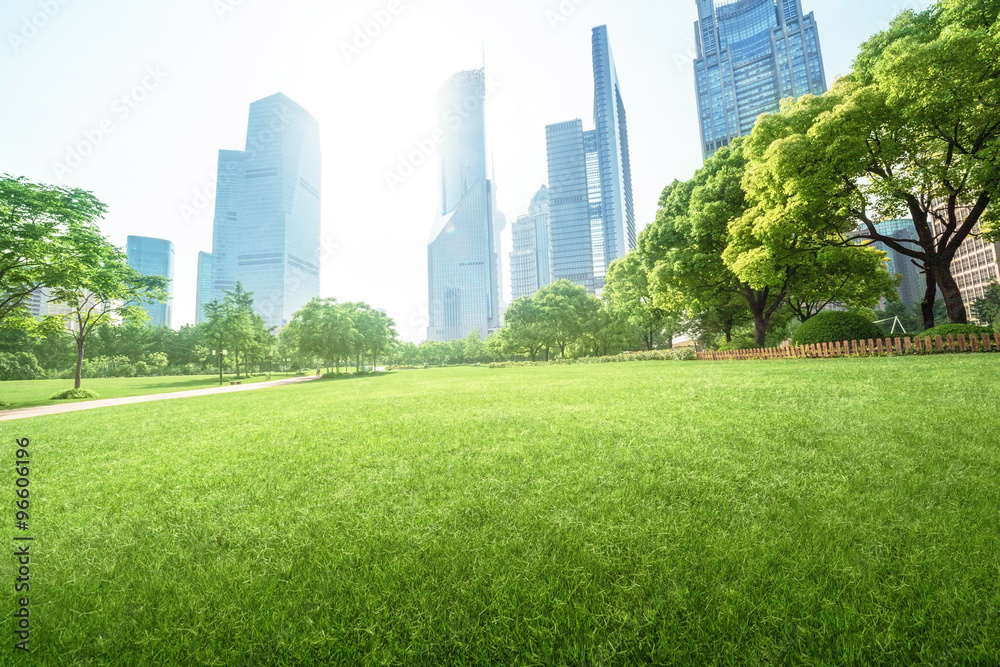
24, 288, 48, 318
427, 69, 503, 342
210, 93, 321, 330
694, 0, 827, 159
196, 251, 213, 324
546, 25, 635, 295
871, 220, 925, 308
126, 235, 174, 328
510, 185, 552, 301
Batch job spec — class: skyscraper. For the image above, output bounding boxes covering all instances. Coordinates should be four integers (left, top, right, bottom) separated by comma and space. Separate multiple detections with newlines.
210, 93, 321, 330
871, 220, 924, 308
694, 0, 827, 159
195, 251, 213, 324
510, 185, 552, 301
126, 235, 174, 328
546, 25, 635, 295
427, 69, 503, 342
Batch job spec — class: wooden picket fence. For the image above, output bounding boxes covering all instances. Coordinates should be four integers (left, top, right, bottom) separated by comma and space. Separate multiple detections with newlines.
697, 332, 1000, 361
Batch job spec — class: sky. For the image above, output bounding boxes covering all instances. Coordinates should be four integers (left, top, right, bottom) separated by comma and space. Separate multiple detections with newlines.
0, 0, 933, 342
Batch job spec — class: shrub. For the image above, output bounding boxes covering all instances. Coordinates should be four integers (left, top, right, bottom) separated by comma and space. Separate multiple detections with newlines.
717, 337, 758, 352
50, 388, 100, 400
919, 324, 994, 339
0, 352, 45, 381
792, 312, 883, 346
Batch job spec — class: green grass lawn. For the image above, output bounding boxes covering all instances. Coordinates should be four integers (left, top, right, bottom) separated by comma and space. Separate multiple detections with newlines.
3, 357, 999, 665
0, 374, 277, 410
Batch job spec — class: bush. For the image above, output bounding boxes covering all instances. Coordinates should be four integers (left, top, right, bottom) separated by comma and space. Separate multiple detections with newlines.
717, 337, 758, 352
50, 388, 100, 400
919, 324, 994, 339
0, 352, 45, 381
490, 349, 696, 368
792, 312, 883, 346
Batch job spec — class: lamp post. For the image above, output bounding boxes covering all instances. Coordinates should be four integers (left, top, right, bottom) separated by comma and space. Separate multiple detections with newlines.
214, 349, 228, 385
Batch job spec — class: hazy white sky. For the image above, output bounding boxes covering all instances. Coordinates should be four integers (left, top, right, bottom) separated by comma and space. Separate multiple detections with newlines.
1, 0, 931, 341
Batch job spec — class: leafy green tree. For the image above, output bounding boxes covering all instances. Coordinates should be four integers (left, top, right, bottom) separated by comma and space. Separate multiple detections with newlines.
49, 238, 167, 389
0, 175, 108, 325
973, 282, 1000, 328
498, 297, 549, 361
534, 280, 600, 357
603, 253, 683, 350
462, 330, 487, 364
744, 2, 1000, 328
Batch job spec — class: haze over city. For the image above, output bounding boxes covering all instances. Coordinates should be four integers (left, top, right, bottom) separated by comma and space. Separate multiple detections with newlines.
1, 0, 931, 341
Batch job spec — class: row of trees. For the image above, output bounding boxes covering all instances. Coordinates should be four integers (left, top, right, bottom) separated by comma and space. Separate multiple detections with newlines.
282, 299, 398, 373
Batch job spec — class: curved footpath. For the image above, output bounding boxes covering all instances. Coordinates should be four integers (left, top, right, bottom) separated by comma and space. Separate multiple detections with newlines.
0, 375, 322, 422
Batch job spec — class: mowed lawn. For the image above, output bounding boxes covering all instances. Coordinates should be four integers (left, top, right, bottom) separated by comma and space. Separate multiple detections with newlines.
4, 357, 999, 665
0, 374, 273, 410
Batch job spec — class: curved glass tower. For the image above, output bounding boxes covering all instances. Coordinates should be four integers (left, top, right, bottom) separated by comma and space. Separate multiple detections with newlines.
510, 185, 552, 301
694, 0, 827, 158
427, 69, 503, 341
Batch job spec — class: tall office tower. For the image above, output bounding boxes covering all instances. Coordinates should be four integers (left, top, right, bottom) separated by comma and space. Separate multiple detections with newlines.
427, 69, 503, 341
24, 288, 48, 318
510, 185, 552, 301
210, 93, 321, 330
546, 25, 635, 295
195, 251, 213, 324
126, 236, 175, 328
694, 0, 827, 159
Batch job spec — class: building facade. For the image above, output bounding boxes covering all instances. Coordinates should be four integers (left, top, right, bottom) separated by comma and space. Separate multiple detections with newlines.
510, 185, 552, 301
694, 0, 827, 159
871, 220, 925, 307
931, 215, 1000, 323
195, 251, 213, 324
210, 93, 321, 330
427, 69, 504, 342
546, 25, 635, 295
126, 235, 175, 328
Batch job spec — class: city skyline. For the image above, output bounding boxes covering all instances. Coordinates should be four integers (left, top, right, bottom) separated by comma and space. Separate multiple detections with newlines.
0, 0, 930, 341
126, 235, 175, 328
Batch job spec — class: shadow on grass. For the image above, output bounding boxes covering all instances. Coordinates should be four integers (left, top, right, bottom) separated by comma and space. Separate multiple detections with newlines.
318, 372, 393, 382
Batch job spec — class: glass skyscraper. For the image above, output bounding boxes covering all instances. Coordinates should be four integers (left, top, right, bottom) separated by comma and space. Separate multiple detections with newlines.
694, 0, 827, 158
510, 185, 551, 302
546, 25, 635, 295
126, 236, 175, 328
195, 251, 213, 324
427, 69, 503, 342
210, 93, 321, 330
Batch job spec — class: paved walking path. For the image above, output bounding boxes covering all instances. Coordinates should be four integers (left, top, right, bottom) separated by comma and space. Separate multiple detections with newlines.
0, 375, 322, 422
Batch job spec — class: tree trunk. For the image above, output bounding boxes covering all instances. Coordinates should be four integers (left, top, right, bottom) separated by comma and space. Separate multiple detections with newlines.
665, 334, 674, 350
753, 316, 770, 348
931, 262, 969, 324
921, 270, 938, 331
74, 337, 84, 389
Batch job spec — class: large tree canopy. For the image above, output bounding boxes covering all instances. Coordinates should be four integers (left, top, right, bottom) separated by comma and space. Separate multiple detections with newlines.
0, 175, 108, 325
741, 1, 1000, 327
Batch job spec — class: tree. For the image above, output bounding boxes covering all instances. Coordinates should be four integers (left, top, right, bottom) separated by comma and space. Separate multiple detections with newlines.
744, 2, 1000, 328
49, 238, 167, 389
0, 175, 108, 326
462, 330, 487, 364
783, 247, 901, 323
973, 282, 1000, 328
603, 253, 683, 350
533, 280, 601, 357
498, 297, 549, 361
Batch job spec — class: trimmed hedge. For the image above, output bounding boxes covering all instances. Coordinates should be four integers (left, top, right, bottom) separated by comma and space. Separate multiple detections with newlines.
490, 349, 696, 369
918, 324, 994, 339
792, 312, 883, 346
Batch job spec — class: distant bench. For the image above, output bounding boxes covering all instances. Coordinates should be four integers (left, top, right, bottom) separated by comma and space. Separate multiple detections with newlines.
229, 381, 243, 386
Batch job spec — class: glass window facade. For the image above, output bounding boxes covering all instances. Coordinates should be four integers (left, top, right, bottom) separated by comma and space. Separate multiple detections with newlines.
210, 93, 321, 330
126, 235, 174, 328
694, 0, 827, 158
195, 251, 213, 324
427, 69, 503, 342
510, 186, 551, 301
546, 26, 635, 295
